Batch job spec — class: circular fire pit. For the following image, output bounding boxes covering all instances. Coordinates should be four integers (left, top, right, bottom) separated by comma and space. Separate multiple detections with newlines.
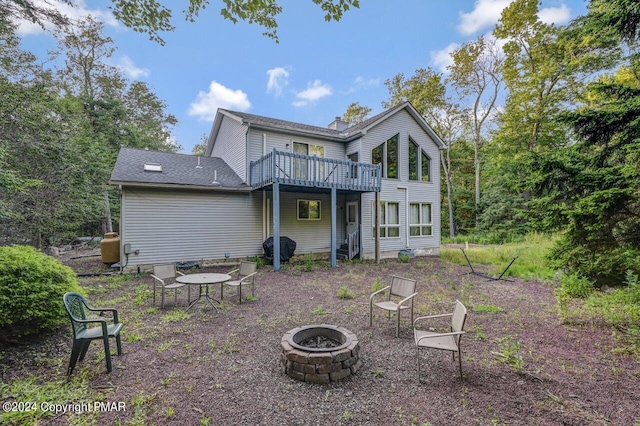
280, 324, 361, 383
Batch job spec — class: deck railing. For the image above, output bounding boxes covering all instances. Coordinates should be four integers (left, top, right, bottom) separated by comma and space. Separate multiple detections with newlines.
250, 149, 382, 192
347, 226, 360, 260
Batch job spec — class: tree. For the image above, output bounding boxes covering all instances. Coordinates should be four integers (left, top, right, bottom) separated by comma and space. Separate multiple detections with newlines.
6, 0, 359, 45
192, 134, 209, 156
447, 36, 503, 224
487, 0, 622, 237
342, 102, 371, 125
2, 0, 70, 30
532, 0, 640, 286
55, 16, 179, 234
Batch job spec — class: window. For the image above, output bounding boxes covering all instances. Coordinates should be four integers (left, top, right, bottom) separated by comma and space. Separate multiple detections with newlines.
421, 151, 430, 182
298, 200, 321, 220
410, 203, 432, 236
372, 201, 400, 238
294, 142, 325, 180
371, 134, 398, 179
409, 137, 431, 182
347, 152, 359, 179
409, 140, 418, 181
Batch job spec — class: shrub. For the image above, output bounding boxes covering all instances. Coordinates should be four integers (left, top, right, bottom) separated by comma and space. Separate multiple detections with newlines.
247, 256, 265, 269
303, 253, 315, 272
0, 245, 84, 339
337, 286, 355, 299
371, 277, 385, 293
560, 273, 593, 298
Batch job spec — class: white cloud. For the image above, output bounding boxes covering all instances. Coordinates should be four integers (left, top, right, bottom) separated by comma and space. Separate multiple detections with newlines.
538, 5, 571, 26
458, 0, 512, 35
430, 42, 460, 73
458, 1, 573, 35
114, 56, 150, 79
266, 67, 290, 97
15, 0, 118, 35
292, 80, 332, 107
343, 76, 380, 94
354, 76, 380, 88
188, 81, 251, 122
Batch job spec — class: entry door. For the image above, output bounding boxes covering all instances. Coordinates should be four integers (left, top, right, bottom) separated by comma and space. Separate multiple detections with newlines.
346, 201, 359, 237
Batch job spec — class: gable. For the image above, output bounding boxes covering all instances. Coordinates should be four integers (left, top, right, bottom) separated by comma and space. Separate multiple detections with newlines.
205, 102, 446, 157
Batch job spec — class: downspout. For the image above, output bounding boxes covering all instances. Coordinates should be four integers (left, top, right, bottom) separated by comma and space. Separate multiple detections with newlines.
119, 185, 124, 273
398, 185, 409, 248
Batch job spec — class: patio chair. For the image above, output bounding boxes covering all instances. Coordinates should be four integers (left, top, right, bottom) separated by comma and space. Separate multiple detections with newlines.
369, 276, 418, 337
150, 264, 189, 308
63, 292, 123, 375
221, 261, 257, 304
414, 300, 467, 382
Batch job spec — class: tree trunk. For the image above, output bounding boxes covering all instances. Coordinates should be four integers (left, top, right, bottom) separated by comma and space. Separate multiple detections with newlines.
475, 139, 481, 227
440, 150, 456, 238
103, 192, 113, 234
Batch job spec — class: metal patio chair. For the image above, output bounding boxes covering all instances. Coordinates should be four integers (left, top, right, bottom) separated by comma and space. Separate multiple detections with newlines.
369, 275, 418, 337
150, 264, 189, 308
221, 261, 258, 304
414, 300, 467, 382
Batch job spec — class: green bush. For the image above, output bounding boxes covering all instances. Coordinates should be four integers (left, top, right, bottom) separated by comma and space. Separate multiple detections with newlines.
0, 245, 84, 339
560, 273, 593, 298
337, 286, 355, 299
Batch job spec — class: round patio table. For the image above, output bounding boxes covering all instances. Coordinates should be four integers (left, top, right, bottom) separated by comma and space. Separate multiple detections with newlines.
176, 273, 231, 312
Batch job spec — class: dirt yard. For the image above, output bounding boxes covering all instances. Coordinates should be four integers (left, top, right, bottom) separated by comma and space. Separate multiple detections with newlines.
1, 252, 639, 425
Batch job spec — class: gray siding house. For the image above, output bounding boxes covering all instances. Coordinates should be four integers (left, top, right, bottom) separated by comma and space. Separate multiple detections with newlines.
109, 102, 445, 271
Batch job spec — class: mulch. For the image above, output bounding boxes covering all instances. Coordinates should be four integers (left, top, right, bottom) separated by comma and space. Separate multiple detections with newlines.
1, 251, 638, 425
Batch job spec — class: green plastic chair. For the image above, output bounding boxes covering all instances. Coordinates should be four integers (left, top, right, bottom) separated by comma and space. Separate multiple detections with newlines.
63, 292, 123, 375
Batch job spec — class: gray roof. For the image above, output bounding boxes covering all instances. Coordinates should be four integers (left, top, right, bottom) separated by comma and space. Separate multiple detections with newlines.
220, 110, 344, 138
109, 147, 248, 190
214, 102, 446, 149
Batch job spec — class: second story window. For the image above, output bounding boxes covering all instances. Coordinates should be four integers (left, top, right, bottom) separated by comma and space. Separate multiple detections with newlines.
294, 142, 325, 180
409, 137, 431, 182
371, 134, 398, 179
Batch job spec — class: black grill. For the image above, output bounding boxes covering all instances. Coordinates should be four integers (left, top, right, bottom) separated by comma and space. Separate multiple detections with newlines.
263, 236, 297, 263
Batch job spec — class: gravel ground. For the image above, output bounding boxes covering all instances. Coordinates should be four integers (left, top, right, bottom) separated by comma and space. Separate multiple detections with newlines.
1, 252, 639, 425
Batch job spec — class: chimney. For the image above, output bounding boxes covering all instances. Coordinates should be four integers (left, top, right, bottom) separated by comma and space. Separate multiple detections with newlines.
328, 116, 349, 131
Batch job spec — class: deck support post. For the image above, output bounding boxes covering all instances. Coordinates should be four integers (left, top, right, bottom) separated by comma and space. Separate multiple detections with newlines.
375, 191, 380, 264
330, 187, 337, 268
273, 182, 281, 271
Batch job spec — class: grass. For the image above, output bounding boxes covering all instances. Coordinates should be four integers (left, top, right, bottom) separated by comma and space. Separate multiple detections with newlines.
472, 304, 503, 314
0, 376, 100, 425
337, 285, 355, 299
440, 233, 557, 281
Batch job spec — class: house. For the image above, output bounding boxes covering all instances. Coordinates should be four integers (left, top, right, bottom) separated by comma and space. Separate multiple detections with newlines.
109, 101, 446, 271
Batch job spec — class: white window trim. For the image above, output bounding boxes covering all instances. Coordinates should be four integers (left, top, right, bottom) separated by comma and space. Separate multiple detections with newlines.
372, 201, 400, 239
409, 136, 431, 182
409, 202, 433, 237
297, 199, 321, 220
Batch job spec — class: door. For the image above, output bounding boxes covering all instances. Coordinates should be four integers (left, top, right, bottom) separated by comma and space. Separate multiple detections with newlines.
346, 201, 358, 237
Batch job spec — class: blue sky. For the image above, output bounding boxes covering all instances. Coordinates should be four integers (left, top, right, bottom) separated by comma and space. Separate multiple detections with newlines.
17, 0, 588, 154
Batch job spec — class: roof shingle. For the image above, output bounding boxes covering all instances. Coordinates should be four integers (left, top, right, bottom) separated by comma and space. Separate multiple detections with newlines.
109, 148, 247, 189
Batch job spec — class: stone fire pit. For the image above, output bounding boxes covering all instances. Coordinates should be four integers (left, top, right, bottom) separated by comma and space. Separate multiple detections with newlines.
280, 324, 361, 384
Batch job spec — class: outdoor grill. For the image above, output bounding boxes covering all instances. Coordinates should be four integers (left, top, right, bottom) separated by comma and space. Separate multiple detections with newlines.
263, 236, 296, 263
